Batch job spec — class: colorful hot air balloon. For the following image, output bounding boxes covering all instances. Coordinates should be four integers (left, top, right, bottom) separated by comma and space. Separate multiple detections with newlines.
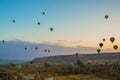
105, 15, 109, 19
103, 38, 105, 42
97, 49, 101, 53
113, 45, 118, 50
99, 62, 105, 67
99, 43, 103, 48
110, 37, 115, 43
76, 59, 84, 67
87, 60, 92, 65
67, 62, 74, 71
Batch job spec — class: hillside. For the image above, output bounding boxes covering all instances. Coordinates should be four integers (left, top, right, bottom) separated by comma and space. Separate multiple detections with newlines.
30, 52, 120, 66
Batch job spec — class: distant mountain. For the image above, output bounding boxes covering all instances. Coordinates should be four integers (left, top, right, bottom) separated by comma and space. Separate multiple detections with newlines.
0, 41, 97, 60
30, 52, 120, 66
0, 59, 27, 64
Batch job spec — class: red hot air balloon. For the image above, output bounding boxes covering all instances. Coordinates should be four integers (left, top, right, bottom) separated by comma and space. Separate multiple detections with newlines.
75, 53, 79, 57
87, 60, 92, 65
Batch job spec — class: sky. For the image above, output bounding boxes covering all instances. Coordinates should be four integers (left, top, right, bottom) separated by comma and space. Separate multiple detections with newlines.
0, 0, 120, 60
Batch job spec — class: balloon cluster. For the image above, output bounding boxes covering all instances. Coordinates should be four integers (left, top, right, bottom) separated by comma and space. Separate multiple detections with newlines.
97, 37, 119, 53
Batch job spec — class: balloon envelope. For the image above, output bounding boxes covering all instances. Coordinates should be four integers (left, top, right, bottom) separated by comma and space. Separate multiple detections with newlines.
13, 20, 15, 23
42, 12, 45, 15
103, 38, 105, 41
2, 40, 5, 43
99, 43, 103, 48
15, 65, 22, 70
25, 47, 27, 50
44, 49, 47, 52
105, 15, 109, 19
75, 53, 79, 57
35, 47, 38, 50
37, 22, 40, 25
50, 28, 53, 31
67, 62, 74, 70
87, 60, 92, 65
113, 45, 118, 50
97, 49, 101, 53
110, 37, 115, 43
48, 50, 50, 53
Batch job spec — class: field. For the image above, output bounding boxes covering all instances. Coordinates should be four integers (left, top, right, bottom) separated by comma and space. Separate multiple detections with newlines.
0, 53, 120, 80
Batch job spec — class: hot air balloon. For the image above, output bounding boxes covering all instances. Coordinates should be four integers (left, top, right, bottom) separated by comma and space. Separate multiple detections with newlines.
103, 38, 105, 42
97, 49, 101, 53
105, 15, 109, 19
67, 62, 74, 71
76, 59, 84, 67
2, 40, 5, 43
110, 37, 115, 43
44, 61, 51, 67
99, 43, 103, 48
50, 28, 53, 31
75, 53, 79, 57
113, 45, 118, 50
48, 50, 50, 53
44, 49, 47, 52
25, 47, 27, 50
30, 61, 33, 64
13, 20, 15, 23
15, 65, 22, 71
87, 60, 92, 65
42, 12, 45, 15
35, 47, 38, 50
37, 22, 40, 25
99, 62, 105, 67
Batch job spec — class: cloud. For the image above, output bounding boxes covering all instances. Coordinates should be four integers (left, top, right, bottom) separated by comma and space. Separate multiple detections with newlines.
0, 40, 116, 60
0, 40, 98, 60
42, 40, 83, 48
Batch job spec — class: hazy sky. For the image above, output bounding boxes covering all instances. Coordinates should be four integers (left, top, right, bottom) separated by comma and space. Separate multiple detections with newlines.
0, 0, 120, 50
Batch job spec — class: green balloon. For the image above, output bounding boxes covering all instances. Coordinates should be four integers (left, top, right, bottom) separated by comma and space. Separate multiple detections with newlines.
97, 49, 101, 53
79, 62, 84, 67
15, 65, 22, 70
113, 45, 118, 50
110, 37, 115, 43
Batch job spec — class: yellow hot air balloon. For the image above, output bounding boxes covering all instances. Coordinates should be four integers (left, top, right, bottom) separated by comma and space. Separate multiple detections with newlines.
105, 15, 109, 19
113, 45, 118, 50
